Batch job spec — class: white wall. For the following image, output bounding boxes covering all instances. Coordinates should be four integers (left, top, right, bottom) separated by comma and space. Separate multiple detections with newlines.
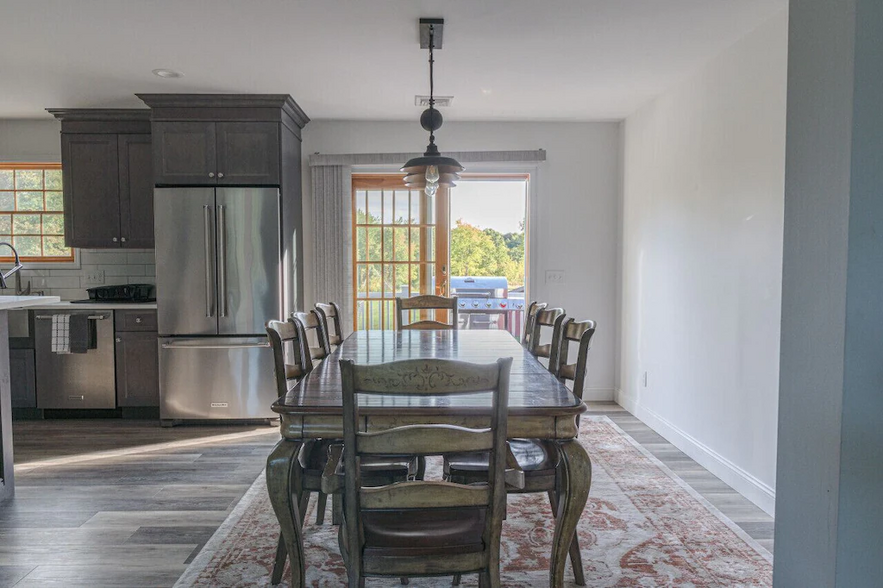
0, 119, 155, 299
302, 121, 621, 399
618, 11, 788, 514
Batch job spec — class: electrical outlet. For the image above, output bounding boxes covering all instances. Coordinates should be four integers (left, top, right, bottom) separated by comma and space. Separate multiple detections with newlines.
83, 270, 105, 285
643, 371, 649, 388
545, 270, 566, 285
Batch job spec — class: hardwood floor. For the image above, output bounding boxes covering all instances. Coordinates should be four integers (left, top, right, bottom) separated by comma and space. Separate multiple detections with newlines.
0, 405, 773, 587
3, 420, 279, 587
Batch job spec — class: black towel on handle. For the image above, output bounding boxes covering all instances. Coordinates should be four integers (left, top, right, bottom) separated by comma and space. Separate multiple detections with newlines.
69, 314, 90, 354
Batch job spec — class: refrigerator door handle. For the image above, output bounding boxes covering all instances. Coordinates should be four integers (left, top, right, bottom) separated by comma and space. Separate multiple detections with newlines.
217, 204, 227, 318
203, 205, 215, 318
161, 342, 271, 350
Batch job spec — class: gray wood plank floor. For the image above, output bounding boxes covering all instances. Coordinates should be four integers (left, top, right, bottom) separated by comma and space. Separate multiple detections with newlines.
1, 404, 773, 586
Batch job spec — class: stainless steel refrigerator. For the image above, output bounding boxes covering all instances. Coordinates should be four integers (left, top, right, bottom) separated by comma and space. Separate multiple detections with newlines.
155, 187, 280, 422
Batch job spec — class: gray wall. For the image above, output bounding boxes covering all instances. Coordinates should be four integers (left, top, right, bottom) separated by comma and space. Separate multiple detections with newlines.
774, 0, 883, 584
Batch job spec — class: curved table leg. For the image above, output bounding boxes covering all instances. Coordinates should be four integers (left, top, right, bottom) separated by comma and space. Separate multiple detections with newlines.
550, 439, 592, 588
267, 439, 305, 588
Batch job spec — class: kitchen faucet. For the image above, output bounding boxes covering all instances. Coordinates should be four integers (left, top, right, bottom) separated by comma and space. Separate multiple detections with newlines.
0, 242, 24, 290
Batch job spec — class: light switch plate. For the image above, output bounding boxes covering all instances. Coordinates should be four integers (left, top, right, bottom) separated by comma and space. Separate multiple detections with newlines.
545, 270, 566, 285
83, 270, 105, 285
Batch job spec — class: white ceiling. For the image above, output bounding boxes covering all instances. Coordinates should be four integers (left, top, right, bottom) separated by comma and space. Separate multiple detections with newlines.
0, 0, 786, 121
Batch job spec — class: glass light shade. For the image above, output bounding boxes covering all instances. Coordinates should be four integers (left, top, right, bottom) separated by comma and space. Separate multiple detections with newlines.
425, 165, 440, 183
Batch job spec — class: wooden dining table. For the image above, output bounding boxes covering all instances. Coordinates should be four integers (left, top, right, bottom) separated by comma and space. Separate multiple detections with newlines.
267, 329, 590, 587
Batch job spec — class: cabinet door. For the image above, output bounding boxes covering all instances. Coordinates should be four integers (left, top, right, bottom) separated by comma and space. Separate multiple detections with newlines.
61, 133, 121, 248
9, 349, 36, 409
118, 134, 155, 248
115, 330, 159, 407
216, 122, 280, 185
152, 122, 217, 185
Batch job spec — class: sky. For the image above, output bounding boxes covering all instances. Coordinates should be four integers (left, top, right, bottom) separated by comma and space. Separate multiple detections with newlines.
449, 180, 527, 234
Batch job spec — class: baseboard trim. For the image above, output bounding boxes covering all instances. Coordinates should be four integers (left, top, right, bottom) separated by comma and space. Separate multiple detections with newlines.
614, 388, 776, 516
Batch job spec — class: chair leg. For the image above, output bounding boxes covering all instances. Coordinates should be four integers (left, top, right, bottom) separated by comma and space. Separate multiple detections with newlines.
452, 573, 461, 585
332, 492, 342, 525
416, 455, 427, 480
315, 491, 328, 525
548, 490, 586, 586
270, 532, 286, 585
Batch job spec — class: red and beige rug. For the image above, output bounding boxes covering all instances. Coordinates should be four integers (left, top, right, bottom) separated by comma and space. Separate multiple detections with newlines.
175, 416, 772, 587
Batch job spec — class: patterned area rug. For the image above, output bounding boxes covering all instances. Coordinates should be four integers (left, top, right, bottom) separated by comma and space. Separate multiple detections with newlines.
175, 416, 772, 587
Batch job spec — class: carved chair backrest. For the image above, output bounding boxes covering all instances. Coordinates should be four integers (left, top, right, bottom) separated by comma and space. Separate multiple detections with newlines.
265, 319, 311, 399
395, 295, 459, 331
315, 302, 344, 347
528, 307, 566, 358
339, 357, 512, 575
291, 310, 331, 362
548, 318, 596, 400
521, 301, 547, 347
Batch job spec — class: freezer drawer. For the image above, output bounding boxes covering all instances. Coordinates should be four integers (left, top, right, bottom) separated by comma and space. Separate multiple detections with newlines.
34, 311, 116, 409
158, 337, 277, 421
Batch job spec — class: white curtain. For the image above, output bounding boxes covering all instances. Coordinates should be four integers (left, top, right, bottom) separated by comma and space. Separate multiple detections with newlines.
310, 164, 353, 334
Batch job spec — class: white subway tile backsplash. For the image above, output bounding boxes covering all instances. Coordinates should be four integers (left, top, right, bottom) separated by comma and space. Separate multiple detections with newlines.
79, 250, 129, 265
126, 251, 155, 265
16, 248, 158, 300
97, 264, 145, 277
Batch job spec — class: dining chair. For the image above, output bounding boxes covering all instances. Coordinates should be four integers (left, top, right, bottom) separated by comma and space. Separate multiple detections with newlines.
291, 310, 331, 364
521, 300, 547, 348
395, 294, 459, 331
266, 319, 310, 400
446, 316, 595, 587
528, 307, 566, 360
326, 357, 516, 587
548, 318, 597, 397
314, 302, 344, 349
267, 318, 417, 586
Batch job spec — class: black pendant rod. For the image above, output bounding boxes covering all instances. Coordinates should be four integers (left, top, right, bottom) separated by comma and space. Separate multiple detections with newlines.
427, 26, 436, 148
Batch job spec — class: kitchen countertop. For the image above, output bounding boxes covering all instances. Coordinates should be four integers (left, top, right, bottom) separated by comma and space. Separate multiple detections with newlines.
0, 295, 63, 311
21, 300, 158, 310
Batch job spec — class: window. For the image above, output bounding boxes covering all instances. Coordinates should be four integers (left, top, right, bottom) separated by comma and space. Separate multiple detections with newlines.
0, 163, 73, 262
352, 174, 446, 330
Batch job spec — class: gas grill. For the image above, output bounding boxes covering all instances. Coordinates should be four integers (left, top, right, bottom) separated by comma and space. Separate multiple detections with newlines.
450, 276, 526, 335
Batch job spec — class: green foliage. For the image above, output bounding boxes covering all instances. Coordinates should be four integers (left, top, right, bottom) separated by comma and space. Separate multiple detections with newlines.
451, 219, 524, 287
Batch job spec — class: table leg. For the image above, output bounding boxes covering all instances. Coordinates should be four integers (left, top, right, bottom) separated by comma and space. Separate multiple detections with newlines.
267, 439, 305, 588
550, 439, 592, 588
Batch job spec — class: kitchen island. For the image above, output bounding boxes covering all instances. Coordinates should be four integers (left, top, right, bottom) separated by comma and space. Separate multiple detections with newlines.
0, 295, 62, 501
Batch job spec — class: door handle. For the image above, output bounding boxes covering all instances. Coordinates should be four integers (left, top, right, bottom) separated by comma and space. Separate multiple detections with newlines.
203, 205, 215, 318
161, 342, 271, 350
35, 315, 107, 321
217, 204, 227, 318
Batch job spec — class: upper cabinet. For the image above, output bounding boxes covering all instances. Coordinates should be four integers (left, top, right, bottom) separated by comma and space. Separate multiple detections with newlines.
137, 94, 307, 187
48, 109, 154, 249
151, 121, 279, 185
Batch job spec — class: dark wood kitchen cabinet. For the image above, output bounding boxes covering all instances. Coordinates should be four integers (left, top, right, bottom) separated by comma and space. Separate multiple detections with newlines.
151, 120, 279, 185
115, 310, 159, 408
48, 109, 154, 249
151, 121, 217, 185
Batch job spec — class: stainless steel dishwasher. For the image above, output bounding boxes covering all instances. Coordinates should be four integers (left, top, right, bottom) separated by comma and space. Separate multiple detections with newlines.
34, 310, 116, 409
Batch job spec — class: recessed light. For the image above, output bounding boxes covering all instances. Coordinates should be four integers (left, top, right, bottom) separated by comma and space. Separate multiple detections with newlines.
152, 69, 184, 79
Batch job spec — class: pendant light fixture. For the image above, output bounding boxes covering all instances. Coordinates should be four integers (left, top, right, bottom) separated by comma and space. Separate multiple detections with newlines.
402, 18, 464, 196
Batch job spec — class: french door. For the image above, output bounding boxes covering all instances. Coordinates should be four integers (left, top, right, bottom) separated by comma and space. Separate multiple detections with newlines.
351, 175, 449, 330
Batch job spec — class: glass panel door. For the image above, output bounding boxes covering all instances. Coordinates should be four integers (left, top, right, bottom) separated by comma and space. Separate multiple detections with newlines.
352, 175, 449, 330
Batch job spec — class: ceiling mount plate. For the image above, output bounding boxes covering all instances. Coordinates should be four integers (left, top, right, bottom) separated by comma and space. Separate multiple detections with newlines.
419, 18, 444, 49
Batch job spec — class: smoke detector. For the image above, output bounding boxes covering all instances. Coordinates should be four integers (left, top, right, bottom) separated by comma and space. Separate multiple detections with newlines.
415, 95, 453, 107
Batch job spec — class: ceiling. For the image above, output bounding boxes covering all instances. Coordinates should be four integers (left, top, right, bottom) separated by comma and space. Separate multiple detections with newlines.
0, 0, 786, 121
